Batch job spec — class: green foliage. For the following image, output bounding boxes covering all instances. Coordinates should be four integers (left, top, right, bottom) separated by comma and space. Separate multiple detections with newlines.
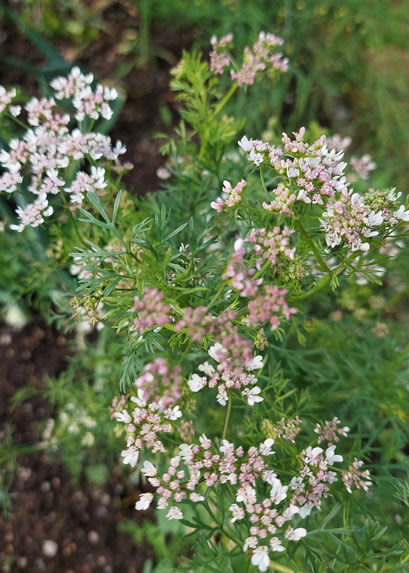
1, 5, 409, 572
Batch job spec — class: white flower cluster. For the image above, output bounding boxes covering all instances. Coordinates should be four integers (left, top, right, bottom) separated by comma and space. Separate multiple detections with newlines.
237, 129, 409, 253
0, 69, 126, 231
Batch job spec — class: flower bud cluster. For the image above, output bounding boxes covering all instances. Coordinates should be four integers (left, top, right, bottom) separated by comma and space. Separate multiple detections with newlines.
209, 34, 233, 75
247, 285, 297, 331
240, 128, 347, 207
342, 458, 372, 494
174, 306, 218, 342
134, 358, 183, 411
314, 417, 350, 445
273, 416, 302, 443
223, 238, 262, 297
210, 179, 247, 212
130, 288, 171, 333
209, 32, 288, 86
246, 226, 295, 268
50, 66, 117, 121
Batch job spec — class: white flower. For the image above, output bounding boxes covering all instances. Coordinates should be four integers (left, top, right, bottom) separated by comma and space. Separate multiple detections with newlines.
285, 526, 307, 541
219, 439, 234, 454
208, 342, 227, 362
189, 493, 204, 502
298, 501, 314, 518
10, 105, 21, 117
113, 410, 131, 424
244, 386, 264, 406
325, 445, 343, 464
216, 386, 228, 406
121, 446, 139, 467
156, 166, 171, 180
395, 205, 409, 221
287, 166, 300, 178
135, 492, 153, 510
289, 476, 303, 490
229, 503, 245, 522
113, 139, 126, 156
365, 210, 383, 227
166, 506, 183, 520
164, 405, 182, 420
303, 446, 323, 465
130, 388, 147, 407
188, 373, 207, 392
251, 546, 270, 572
141, 461, 157, 477
270, 537, 285, 552
262, 470, 278, 484
269, 478, 288, 504
179, 444, 193, 463
243, 536, 258, 551
238, 135, 253, 152
198, 361, 215, 376
249, 148, 264, 166
236, 485, 256, 505
259, 438, 275, 456
246, 355, 264, 371
199, 434, 212, 449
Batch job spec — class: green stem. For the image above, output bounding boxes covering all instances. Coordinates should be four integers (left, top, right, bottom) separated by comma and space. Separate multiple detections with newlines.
61, 193, 88, 248
290, 250, 360, 302
289, 273, 332, 302
207, 283, 225, 309
295, 218, 330, 273
6, 112, 29, 130
269, 562, 296, 573
253, 259, 270, 280
260, 167, 269, 196
222, 393, 232, 440
212, 83, 239, 118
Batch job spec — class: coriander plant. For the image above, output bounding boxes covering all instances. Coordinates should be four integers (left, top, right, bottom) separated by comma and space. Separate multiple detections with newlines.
1, 30, 408, 572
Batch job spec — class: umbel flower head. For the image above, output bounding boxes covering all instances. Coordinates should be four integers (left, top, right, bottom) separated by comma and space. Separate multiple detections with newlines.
0, 68, 126, 231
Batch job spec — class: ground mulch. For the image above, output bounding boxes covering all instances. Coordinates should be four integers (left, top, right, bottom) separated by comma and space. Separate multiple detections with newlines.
0, 322, 154, 573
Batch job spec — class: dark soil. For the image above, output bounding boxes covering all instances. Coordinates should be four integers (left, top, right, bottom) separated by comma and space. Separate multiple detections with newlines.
0, 0, 195, 194
0, 3, 192, 571
0, 322, 153, 573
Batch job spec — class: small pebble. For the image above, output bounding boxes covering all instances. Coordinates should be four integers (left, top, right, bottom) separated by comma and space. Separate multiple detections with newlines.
42, 540, 58, 558
41, 481, 51, 493
17, 556, 28, 568
52, 477, 61, 488
0, 333, 12, 345
88, 530, 99, 544
17, 467, 32, 481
